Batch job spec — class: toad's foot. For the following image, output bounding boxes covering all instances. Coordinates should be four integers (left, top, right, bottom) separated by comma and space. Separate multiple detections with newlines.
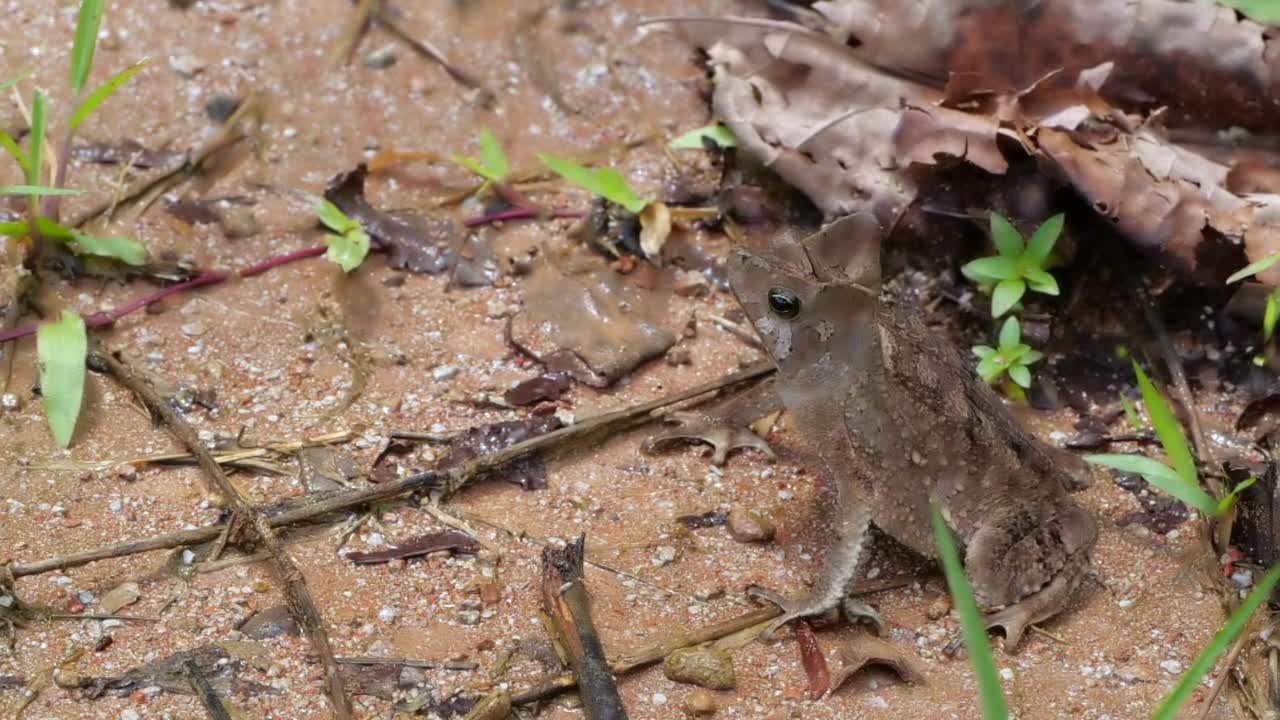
642, 410, 775, 466
983, 568, 1080, 651
746, 585, 884, 642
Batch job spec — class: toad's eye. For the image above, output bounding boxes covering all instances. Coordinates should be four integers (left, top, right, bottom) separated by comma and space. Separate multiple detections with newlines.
767, 288, 801, 319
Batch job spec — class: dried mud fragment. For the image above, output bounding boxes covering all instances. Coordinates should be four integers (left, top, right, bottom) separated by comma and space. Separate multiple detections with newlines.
346, 529, 480, 564
72, 140, 185, 169
238, 605, 300, 639
502, 372, 571, 406
436, 415, 563, 490
509, 262, 677, 387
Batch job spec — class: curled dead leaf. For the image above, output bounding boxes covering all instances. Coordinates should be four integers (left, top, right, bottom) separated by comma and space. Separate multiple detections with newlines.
638, 201, 672, 266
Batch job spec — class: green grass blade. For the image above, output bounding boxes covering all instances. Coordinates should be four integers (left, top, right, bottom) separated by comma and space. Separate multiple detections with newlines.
70, 0, 106, 94
71, 233, 147, 265
1227, 251, 1280, 284
478, 128, 508, 181
0, 68, 34, 93
1119, 393, 1142, 430
0, 221, 31, 236
961, 256, 1020, 283
28, 90, 47, 188
670, 123, 738, 149
36, 310, 87, 448
931, 505, 1009, 720
1266, 290, 1280, 342
451, 154, 502, 183
1084, 454, 1219, 515
540, 153, 649, 214
0, 185, 82, 196
0, 130, 30, 178
69, 58, 150, 131
989, 212, 1023, 259
316, 199, 358, 234
325, 228, 370, 272
1132, 360, 1197, 487
1152, 562, 1280, 720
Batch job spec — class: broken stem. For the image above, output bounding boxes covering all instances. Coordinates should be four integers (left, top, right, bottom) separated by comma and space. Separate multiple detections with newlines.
540, 535, 629, 719
87, 348, 353, 720
8, 362, 774, 579
462, 207, 585, 228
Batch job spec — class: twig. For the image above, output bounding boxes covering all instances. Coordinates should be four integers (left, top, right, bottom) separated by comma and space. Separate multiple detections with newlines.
540, 535, 628, 720
184, 659, 233, 720
372, 6, 493, 104
333, 655, 477, 671
328, 0, 379, 68
1195, 627, 1253, 720
87, 349, 353, 720
509, 574, 915, 706
8, 362, 773, 579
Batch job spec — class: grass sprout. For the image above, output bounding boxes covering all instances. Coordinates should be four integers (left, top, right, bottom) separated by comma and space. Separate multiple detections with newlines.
962, 213, 1063, 317
539, 153, 650, 214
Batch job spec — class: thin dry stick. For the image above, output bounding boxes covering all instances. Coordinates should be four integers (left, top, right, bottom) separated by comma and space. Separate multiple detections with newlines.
87, 349, 353, 720
184, 659, 233, 720
372, 7, 492, 104
328, 0, 379, 68
508, 574, 916, 706
9, 362, 773, 579
540, 535, 628, 720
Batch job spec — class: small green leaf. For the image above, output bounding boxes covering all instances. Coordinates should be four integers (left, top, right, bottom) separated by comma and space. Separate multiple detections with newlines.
931, 505, 1009, 720
1023, 267, 1060, 296
962, 256, 1020, 283
36, 310, 88, 448
325, 228, 370, 272
972, 345, 996, 359
70, 233, 147, 265
1008, 364, 1031, 389
1085, 454, 1218, 515
69, 58, 151, 131
1227, 251, 1280, 284
70, 0, 106, 95
1217, 476, 1258, 515
316, 200, 359, 234
0, 130, 30, 178
1132, 361, 1197, 488
1266, 289, 1280, 342
540, 154, 650, 214
1152, 562, 1280, 720
0, 185, 83, 196
989, 212, 1023, 259
0, 221, 30, 236
670, 124, 738, 149
976, 355, 1003, 382
0, 68, 34, 93
998, 316, 1021, 348
1119, 393, 1142, 430
33, 216, 75, 241
479, 128, 508, 181
1022, 349, 1044, 365
991, 279, 1026, 317
1024, 213, 1064, 268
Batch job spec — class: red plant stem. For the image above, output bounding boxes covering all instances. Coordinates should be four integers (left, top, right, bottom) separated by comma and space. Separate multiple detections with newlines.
463, 207, 585, 228
0, 245, 329, 345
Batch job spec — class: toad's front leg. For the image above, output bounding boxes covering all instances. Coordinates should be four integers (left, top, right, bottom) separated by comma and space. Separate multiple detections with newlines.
749, 500, 883, 641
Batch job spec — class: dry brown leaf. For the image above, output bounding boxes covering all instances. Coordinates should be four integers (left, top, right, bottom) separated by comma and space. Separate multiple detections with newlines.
638, 201, 672, 266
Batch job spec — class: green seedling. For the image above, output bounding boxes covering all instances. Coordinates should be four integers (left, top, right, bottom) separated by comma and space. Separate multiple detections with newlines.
1152, 562, 1280, 720
1086, 361, 1255, 516
539, 154, 651, 214
670, 123, 737, 150
972, 316, 1043, 394
931, 505, 1009, 720
962, 213, 1063, 317
318, 200, 369, 272
36, 310, 87, 448
0, 217, 146, 266
451, 127, 509, 185
1226, 251, 1280, 355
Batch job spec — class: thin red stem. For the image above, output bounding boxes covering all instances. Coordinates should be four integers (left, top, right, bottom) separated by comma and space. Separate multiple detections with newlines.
463, 207, 585, 228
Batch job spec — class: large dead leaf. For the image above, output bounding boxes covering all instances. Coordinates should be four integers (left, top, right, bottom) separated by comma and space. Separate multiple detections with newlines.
509, 261, 677, 387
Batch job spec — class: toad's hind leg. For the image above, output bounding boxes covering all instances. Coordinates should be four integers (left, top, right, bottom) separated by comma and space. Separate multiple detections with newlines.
964, 502, 1097, 651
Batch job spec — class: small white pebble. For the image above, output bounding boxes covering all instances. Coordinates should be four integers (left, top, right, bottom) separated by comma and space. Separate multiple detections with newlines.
1160, 660, 1183, 675
1000, 668, 1014, 681
1232, 569, 1254, 588
432, 365, 459, 381
121, 709, 141, 720
652, 546, 677, 567
1117, 598, 1134, 609
378, 607, 397, 623
651, 692, 667, 706
0, 393, 19, 411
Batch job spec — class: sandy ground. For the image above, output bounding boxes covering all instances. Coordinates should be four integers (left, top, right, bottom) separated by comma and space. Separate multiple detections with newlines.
0, 1, 1249, 718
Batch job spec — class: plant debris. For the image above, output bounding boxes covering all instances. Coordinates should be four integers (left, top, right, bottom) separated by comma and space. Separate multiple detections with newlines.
436, 415, 563, 490
502, 372, 572, 406
345, 529, 480, 564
